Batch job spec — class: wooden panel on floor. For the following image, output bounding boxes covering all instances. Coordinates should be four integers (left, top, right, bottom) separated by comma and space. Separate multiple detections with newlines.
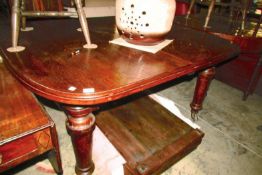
96, 95, 204, 175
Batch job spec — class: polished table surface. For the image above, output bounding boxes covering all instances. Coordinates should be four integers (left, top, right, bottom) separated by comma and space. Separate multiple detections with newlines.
0, 17, 239, 174
1, 17, 239, 105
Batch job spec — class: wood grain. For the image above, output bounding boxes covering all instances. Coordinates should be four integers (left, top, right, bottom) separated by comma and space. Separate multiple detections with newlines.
0, 63, 49, 141
0, 17, 239, 105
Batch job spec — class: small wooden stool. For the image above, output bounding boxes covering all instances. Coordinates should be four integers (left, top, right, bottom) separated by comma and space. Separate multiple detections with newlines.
0, 63, 62, 174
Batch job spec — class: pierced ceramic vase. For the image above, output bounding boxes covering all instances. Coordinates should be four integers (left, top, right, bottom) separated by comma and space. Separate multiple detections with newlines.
116, 0, 176, 45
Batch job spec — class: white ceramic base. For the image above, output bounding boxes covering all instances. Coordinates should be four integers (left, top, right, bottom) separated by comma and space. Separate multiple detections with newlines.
7, 46, 25, 52
83, 43, 98, 49
21, 27, 34, 32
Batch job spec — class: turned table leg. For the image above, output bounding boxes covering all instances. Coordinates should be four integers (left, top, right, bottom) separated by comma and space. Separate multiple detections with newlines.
190, 67, 215, 121
62, 106, 98, 175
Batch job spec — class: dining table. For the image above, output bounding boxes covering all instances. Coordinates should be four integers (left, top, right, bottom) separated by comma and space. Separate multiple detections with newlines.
0, 16, 239, 174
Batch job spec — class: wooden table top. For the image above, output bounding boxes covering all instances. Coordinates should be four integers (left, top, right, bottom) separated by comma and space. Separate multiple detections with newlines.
0, 17, 239, 106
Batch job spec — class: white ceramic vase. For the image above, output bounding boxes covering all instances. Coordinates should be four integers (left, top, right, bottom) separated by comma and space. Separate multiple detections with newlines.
116, 0, 176, 45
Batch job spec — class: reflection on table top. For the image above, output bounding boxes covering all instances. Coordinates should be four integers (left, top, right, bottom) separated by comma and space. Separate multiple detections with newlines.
0, 17, 239, 105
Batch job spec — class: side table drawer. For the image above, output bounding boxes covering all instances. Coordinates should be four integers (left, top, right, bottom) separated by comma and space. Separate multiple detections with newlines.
0, 135, 37, 165
0, 128, 53, 171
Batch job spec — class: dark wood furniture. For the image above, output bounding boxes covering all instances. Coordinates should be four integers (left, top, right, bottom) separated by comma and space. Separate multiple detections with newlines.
0, 63, 62, 173
0, 17, 239, 174
175, 8, 262, 99
96, 96, 204, 175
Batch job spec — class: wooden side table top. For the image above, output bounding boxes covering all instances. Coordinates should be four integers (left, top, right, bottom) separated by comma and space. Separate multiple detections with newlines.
0, 17, 239, 106
0, 63, 50, 143
0, 63, 62, 174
